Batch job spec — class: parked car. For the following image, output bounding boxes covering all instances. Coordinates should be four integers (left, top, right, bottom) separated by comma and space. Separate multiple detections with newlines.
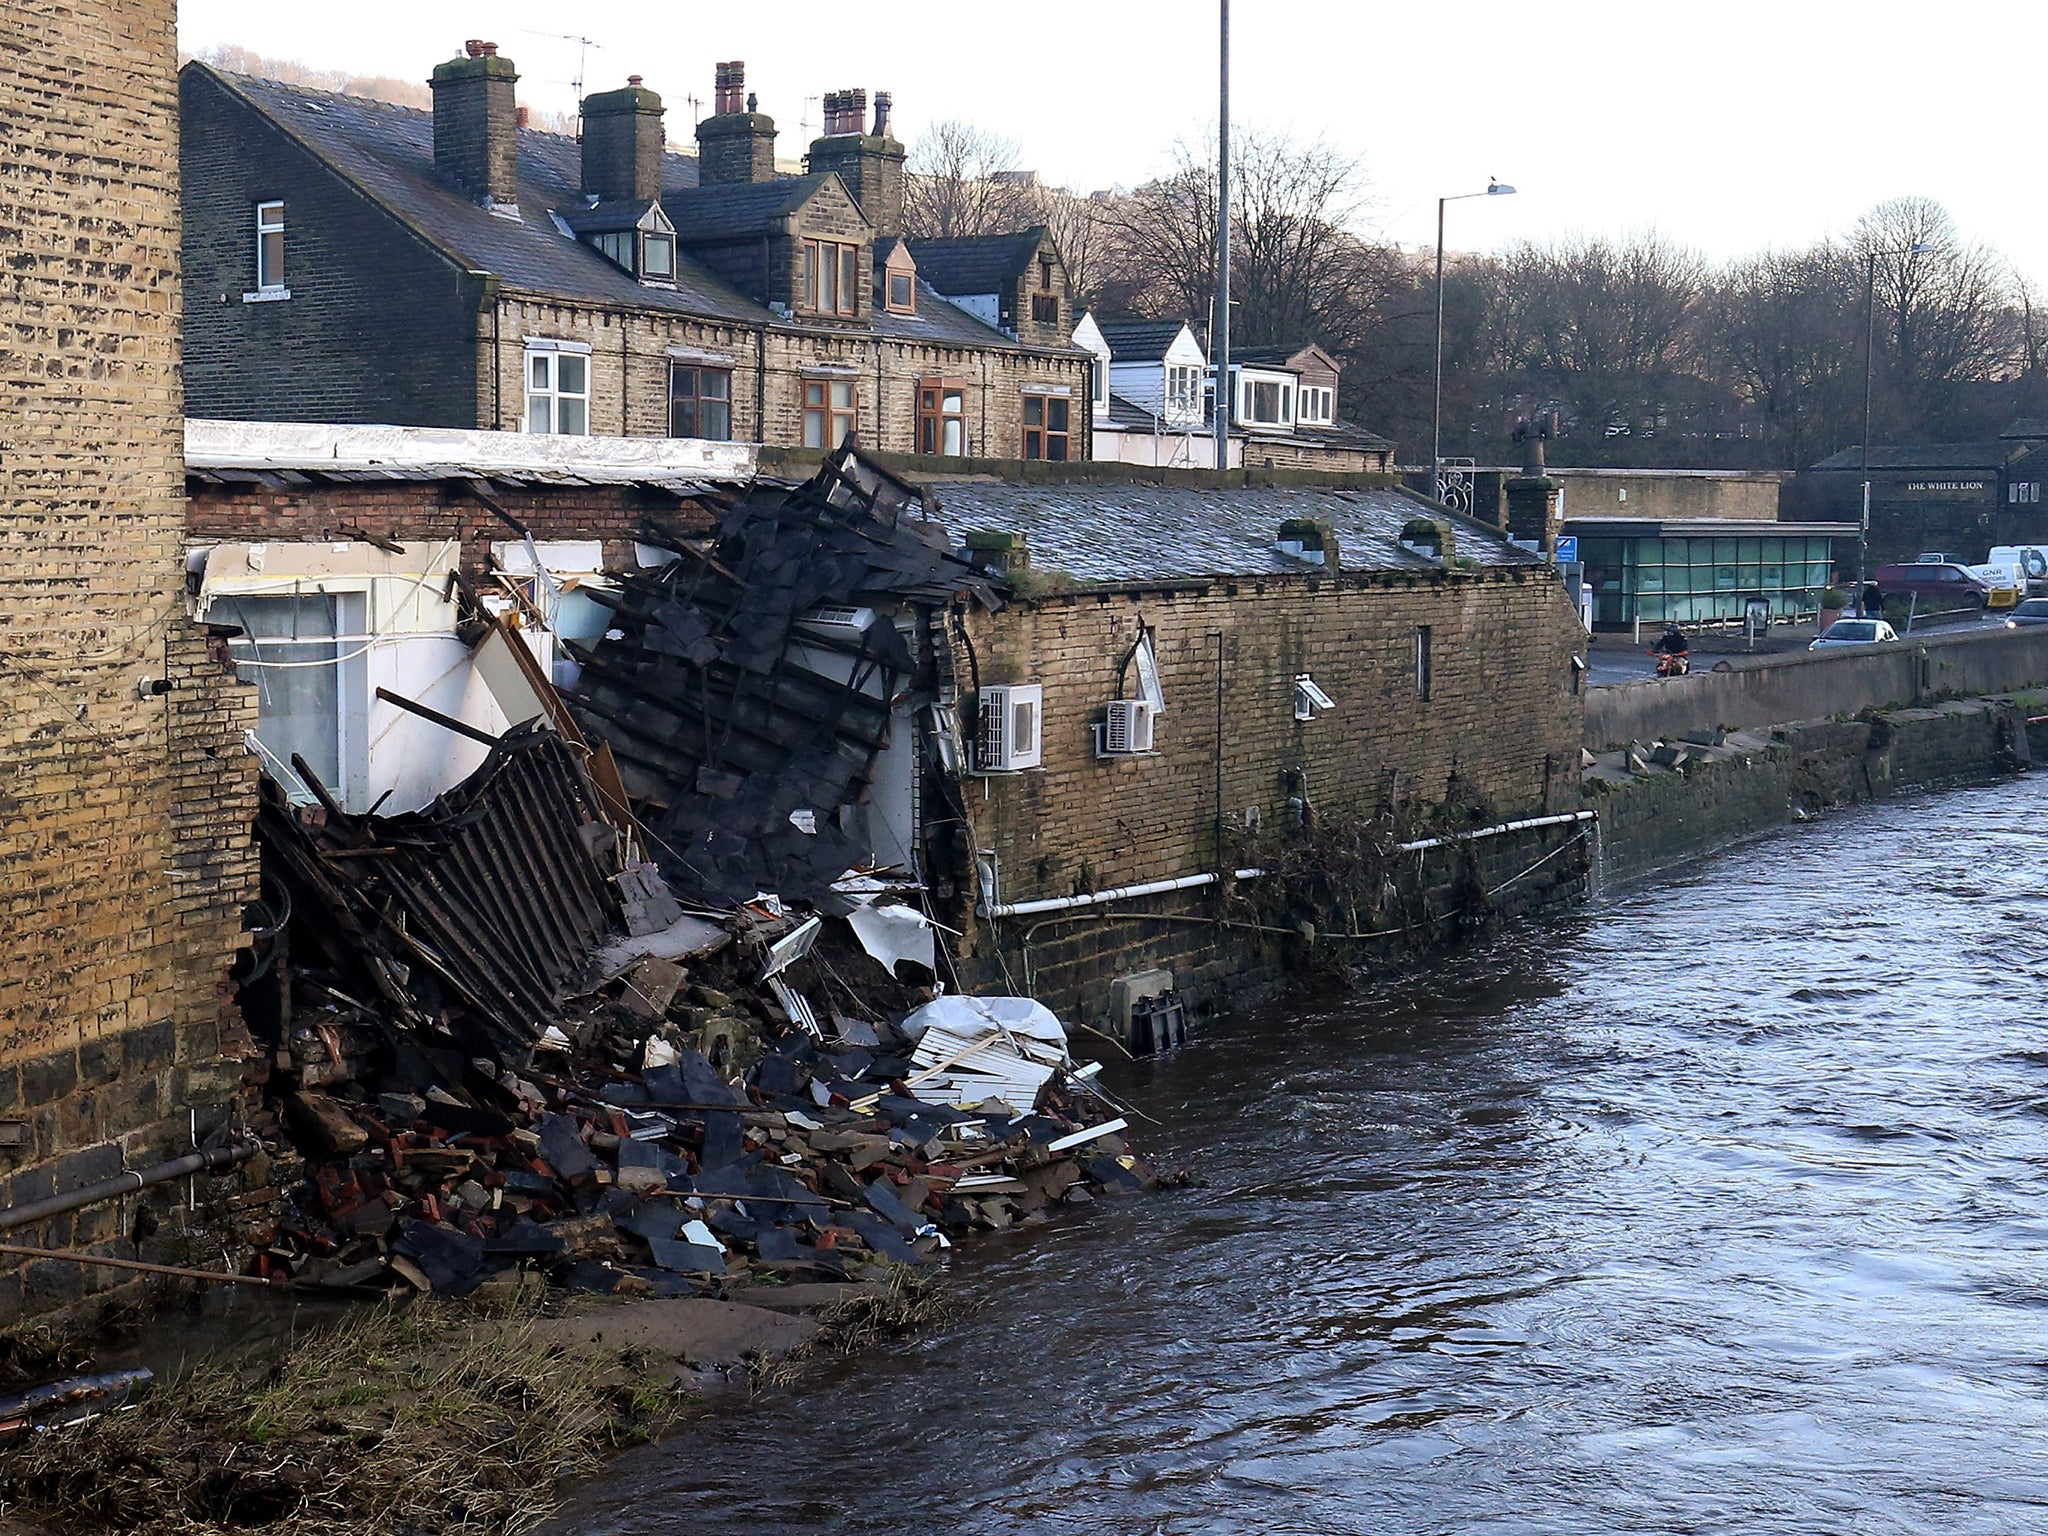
2006, 598, 2048, 628
1810, 618, 1900, 650
1871, 562, 1992, 610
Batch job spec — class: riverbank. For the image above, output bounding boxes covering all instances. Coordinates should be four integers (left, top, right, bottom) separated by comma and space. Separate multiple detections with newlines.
0, 1274, 947, 1535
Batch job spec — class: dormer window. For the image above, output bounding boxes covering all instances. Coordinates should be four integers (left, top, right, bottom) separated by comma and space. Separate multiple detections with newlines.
876, 239, 918, 316
643, 232, 674, 278
576, 200, 677, 285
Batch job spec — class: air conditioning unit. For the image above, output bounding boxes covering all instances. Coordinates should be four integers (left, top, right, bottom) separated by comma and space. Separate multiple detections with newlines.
977, 683, 1042, 772
1099, 699, 1156, 756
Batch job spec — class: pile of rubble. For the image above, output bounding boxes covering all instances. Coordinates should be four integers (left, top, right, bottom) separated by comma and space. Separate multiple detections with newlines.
248, 864, 1155, 1297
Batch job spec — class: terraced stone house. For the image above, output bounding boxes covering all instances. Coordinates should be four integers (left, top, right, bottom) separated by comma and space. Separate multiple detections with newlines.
180, 49, 1092, 460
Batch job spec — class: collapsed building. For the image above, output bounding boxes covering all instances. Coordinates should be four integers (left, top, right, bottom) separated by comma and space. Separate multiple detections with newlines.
191, 423, 1592, 1035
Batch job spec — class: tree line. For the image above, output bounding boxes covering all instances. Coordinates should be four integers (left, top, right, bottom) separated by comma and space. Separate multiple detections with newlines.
906, 124, 2048, 469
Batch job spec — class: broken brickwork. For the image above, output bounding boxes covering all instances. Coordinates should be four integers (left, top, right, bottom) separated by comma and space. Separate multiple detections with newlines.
0, 0, 260, 1319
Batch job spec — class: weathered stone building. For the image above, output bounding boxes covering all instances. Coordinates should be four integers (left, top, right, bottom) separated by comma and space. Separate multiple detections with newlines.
179, 51, 1092, 460
929, 479, 1589, 1018
1, 0, 259, 1316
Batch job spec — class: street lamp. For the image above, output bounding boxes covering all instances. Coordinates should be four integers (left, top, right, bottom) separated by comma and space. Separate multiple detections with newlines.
1433, 179, 1515, 504
1857, 239, 1936, 614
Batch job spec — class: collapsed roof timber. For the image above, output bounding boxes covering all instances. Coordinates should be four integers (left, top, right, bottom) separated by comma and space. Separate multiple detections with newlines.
569, 447, 1003, 904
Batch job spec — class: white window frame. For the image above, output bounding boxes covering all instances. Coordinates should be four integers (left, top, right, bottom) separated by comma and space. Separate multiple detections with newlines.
249, 199, 288, 300
524, 343, 592, 436
1166, 364, 1201, 420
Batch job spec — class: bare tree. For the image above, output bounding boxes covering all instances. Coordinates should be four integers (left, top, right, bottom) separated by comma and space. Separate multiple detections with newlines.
1037, 188, 1115, 309
901, 121, 1040, 241
1854, 197, 2016, 427
1097, 127, 1387, 347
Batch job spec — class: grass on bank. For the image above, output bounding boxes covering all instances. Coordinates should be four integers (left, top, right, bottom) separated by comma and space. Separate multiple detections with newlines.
0, 1269, 957, 1536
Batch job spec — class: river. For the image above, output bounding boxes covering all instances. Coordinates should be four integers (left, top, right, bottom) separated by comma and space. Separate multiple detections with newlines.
551, 776, 2048, 1535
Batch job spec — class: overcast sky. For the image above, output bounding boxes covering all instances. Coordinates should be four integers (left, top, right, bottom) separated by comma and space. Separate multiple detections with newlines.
179, 0, 2044, 280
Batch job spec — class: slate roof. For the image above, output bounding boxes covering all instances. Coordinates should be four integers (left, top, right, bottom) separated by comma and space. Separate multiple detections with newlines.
1103, 392, 1176, 431
1099, 320, 1195, 362
2001, 418, 2048, 441
1290, 422, 1397, 453
191, 66, 1041, 352
660, 176, 833, 241
930, 481, 1542, 581
1224, 349, 1303, 373
559, 198, 660, 236
1808, 441, 2020, 472
904, 229, 1046, 296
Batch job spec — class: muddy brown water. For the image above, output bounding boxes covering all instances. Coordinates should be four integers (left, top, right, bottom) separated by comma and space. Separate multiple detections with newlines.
550, 777, 2048, 1535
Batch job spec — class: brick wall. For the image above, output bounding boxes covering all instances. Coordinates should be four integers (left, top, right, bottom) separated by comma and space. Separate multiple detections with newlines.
945, 566, 1587, 1018
1, 0, 260, 1317
181, 64, 486, 426
187, 479, 718, 574
483, 295, 1091, 457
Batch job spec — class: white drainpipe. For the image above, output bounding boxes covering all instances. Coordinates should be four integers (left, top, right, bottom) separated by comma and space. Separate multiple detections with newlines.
977, 809, 1598, 919
1396, 808, 1596, 853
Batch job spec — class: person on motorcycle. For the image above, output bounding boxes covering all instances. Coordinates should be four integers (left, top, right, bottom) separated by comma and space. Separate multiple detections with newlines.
1652, 625, 1689, 676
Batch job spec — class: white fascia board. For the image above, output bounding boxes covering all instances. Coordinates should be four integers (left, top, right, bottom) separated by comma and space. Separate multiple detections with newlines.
186, 418, 757, 483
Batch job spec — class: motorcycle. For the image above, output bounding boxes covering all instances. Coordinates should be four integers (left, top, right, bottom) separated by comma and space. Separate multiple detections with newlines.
1653, 650, 1690, 678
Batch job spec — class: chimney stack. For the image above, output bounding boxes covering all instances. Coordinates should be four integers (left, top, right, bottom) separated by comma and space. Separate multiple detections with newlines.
807, 85, 905, 237
1505, 417, 1563, 557
695, 61, 777, 186
580, 75, 666, 203
431, 41, 520, 211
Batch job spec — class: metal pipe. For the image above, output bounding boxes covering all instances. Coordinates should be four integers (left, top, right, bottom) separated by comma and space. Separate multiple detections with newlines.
1432, 194, 1447, 500
984, 868, 1265, 919
0, 1141, 260, 1233
0, 1240, 290, 1290
1397, 808, 1595, 853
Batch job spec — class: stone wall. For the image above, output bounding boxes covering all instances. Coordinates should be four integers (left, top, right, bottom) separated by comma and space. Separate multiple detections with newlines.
1, 0, 261, 1317
187, 478, 719, 575
1593, 699, 2025, 889
481, 296, 1090, 458
180, 64, 486, 428
946, 566, 1588, 1020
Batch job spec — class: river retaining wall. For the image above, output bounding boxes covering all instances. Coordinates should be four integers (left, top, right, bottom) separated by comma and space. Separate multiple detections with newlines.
1592, 697, 2028, 888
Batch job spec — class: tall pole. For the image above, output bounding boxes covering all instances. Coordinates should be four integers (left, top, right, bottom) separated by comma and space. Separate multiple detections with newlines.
1213, 0, 1231, 475
1432, 196, 1447, 502
1859, 250, 1876, 616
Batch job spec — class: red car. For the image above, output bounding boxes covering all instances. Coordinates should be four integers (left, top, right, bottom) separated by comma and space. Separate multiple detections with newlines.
1871, 562, 1991, 610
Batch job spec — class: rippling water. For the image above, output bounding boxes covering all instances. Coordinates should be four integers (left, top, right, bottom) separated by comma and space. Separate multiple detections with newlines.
552, 779, 2048, 1535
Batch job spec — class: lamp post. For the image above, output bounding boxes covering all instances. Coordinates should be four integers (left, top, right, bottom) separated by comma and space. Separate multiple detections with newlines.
1213, 0, 1231, 474
1857, 239, 1935, 614
1432, 180, 1515, 504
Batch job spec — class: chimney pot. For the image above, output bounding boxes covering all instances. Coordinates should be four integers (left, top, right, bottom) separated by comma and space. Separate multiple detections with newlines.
464, 38, 485, 57
480, 41, 498, 56
873, 91, 892, 137
515, 104, 530, 128
628, 74, 643, 87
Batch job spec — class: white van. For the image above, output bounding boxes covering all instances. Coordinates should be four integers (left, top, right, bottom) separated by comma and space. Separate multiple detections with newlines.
1988, 545, 2048, 597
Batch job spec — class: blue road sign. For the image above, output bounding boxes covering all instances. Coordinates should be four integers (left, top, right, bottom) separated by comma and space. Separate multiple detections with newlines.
1555, 535, 1578, 564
